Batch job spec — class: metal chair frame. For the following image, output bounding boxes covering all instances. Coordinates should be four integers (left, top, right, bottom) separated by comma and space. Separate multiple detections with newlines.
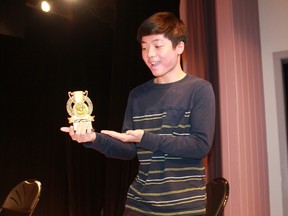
206, 177, 230, 216
0, 179, 41, 216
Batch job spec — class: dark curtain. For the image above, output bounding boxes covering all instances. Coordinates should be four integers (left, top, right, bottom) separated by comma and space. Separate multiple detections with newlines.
203, 0, 222, 181
0, 1, 180, 216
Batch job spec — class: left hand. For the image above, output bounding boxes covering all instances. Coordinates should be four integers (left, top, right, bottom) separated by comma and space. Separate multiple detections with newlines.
101, 129, 144, 143
60, 121, 96, 143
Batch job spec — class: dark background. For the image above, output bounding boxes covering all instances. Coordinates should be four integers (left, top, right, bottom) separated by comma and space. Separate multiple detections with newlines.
0, 0, 182, 215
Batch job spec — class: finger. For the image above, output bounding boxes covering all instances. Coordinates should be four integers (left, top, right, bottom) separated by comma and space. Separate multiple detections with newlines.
80, 123, 88, 135
101, 130, 121, 139
75, 122, 92, 134
60, 127, 70, 132
68, 126, 76, 137
101, 130, 113, 135
125, 130, 135, 135
75, 122, 85, 135
87, 122, 94, 133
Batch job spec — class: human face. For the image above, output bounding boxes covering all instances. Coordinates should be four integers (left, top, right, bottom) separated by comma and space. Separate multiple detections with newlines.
141, 34, 184, 82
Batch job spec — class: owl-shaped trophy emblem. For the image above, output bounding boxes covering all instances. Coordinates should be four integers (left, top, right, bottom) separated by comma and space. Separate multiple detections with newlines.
66, 90, 94, 130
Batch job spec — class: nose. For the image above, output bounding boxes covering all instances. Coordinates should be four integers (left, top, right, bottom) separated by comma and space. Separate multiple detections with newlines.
147, 46, 156, 58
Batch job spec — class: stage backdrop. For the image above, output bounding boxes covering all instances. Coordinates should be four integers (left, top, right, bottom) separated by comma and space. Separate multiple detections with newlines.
0, 1, 183, 216
0, 0, 220, 215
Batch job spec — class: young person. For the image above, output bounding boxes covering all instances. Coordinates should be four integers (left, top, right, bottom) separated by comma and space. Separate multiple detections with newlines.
61, 11, 215, 216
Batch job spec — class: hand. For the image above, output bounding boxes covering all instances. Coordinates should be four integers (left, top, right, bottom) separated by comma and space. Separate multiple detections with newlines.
60, 121, 96, 143
101, 129, 144, 143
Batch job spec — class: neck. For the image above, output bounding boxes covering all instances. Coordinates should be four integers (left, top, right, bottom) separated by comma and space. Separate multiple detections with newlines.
155, 71, 186, 84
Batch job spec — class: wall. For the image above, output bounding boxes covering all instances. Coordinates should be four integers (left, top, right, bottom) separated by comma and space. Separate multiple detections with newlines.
181, 0, 287, 215
215, 0, 270, 215
258, 0, 288, 215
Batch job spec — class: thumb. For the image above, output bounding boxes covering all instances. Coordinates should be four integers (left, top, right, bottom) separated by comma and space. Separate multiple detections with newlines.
125, 130, 134, 135
60, 127, 70, 132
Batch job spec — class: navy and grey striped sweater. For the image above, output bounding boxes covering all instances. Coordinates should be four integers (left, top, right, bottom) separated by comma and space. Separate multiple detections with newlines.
85, 74, 215, 215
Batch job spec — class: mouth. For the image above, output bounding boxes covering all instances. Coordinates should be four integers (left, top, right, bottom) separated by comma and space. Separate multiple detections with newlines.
150, 61, 160, 68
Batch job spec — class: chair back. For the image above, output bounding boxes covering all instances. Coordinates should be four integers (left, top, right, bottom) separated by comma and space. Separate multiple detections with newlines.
0, 179, 41, 216
206, 177, 229, 216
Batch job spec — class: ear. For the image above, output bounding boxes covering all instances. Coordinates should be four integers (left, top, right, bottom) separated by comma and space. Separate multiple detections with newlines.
176, 41, 185, 54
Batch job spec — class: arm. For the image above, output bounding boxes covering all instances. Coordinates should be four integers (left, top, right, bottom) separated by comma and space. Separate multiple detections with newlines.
102, 83, 215, 159
60, 123, 137, 160
83, 132, 137, 160
138, 83, 215, 159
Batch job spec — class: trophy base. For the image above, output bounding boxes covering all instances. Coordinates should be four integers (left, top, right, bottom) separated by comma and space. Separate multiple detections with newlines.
73, 120, 93, 131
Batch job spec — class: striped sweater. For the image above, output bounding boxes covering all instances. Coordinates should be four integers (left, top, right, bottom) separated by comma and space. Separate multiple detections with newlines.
85, 74, 216, 215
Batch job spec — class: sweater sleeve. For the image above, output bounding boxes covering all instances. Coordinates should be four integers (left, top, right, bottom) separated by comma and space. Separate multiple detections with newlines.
137, 83, 215, 159
84, 92, 137, 160
83, 133, 137, 160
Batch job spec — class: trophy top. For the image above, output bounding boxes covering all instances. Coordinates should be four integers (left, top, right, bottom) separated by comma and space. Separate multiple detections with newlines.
68, 90, 88, 103
66, 90, 94, 124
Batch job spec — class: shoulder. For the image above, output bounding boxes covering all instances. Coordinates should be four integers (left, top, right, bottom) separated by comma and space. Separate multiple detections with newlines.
177, 74, 213, 94
184, 74, 211, 86
129, 79, 155, 95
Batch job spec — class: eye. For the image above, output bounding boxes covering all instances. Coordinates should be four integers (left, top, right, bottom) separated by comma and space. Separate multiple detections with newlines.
155, 45, 163, 49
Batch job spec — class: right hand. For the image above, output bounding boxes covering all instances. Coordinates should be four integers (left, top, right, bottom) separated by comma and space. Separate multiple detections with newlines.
60, 121, 96, 143
101, 129, 144, 143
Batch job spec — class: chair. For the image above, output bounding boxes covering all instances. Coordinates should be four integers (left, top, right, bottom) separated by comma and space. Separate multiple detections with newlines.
206, 177, 229, 216
0, 179, 41, 216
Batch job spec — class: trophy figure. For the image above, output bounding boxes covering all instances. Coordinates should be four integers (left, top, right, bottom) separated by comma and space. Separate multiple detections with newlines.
66, 90, 94, 130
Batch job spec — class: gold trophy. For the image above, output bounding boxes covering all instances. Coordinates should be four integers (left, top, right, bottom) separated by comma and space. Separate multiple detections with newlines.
66, 90, 94, 130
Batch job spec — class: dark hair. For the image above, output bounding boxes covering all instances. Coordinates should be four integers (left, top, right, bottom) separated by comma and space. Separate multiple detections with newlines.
137, 12, 187, 48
